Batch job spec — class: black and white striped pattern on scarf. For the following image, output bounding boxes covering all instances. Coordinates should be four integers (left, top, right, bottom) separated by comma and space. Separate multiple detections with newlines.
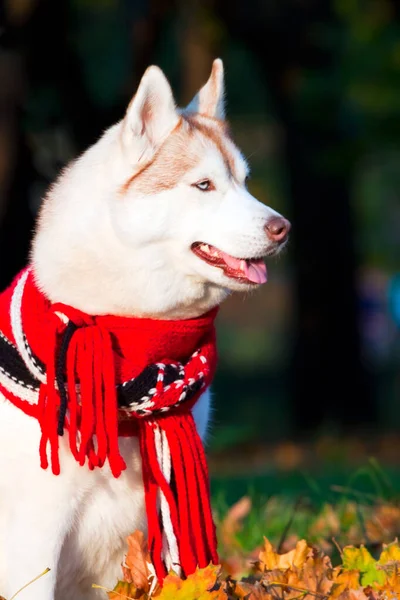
1, 270, 206, 415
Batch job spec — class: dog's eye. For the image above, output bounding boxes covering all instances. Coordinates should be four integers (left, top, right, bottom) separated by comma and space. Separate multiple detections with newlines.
193, 179, 214, 192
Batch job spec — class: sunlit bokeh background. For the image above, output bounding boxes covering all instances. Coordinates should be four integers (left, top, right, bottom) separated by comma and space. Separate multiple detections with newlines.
1, 0, 399, 502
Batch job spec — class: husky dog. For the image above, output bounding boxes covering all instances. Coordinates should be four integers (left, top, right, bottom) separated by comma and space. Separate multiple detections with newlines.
0, 60, 289, 600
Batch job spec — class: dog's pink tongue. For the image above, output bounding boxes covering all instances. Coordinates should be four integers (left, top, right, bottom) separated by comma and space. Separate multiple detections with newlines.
219, 251, 267, 284
244, 259, 268, 284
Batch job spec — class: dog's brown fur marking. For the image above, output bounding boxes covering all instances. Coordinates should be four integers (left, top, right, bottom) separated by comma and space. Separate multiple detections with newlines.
120, 114, 242, 196
185, 115, 237, 180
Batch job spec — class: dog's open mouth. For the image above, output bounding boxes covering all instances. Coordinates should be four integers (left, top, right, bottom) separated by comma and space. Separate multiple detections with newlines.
191, 242, 267, 284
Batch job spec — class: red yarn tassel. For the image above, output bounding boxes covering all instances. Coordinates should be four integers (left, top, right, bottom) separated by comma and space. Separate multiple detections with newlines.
139, 421, 169, 580
176, 419, 209, 567
38, 383, 49, 471
100, 328, 126, 478
186, 417, 219, 564
38, 322, 61, 475
76, 332, 95, 466
35, 305, 127, 477
162, 419, 197, 575
92, 328, 107, 467
138, 412, 219, 582
66, 334, 80, 461
163, 414, 218, 572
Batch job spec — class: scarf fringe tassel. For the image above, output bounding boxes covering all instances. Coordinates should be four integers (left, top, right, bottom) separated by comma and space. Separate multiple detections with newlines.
140, 415, 218, 579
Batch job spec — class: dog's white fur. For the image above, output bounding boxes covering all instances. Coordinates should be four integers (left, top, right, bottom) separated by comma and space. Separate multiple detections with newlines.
0, 60, 286, 599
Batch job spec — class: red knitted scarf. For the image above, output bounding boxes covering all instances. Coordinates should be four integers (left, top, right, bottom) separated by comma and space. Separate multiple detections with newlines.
0, 268, 219, 579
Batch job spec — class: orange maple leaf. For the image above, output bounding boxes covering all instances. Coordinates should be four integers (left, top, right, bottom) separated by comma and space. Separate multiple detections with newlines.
258, 538, 311, 571
331, 569, 361, 598
158, 564, 225, 600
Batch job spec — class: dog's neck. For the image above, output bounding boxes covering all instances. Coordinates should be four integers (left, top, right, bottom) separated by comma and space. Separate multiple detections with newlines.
31, 124, 229, 320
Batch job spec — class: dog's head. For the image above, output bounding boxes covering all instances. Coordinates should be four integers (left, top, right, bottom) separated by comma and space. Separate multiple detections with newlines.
32, 60, 290, 319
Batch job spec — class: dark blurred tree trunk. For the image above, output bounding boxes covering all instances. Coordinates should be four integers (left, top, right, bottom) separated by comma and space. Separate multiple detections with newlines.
0, 6, 34, 291
216, 0, 374, 434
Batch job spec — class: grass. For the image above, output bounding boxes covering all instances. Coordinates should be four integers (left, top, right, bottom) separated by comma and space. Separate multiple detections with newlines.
212, 458, 400, 569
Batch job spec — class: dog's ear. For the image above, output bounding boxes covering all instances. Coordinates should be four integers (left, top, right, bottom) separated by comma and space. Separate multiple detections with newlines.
185, 59, 225, 120
123, 66, 179, 161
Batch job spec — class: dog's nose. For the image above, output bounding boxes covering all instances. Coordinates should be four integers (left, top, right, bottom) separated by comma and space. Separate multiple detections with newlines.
265, 216, 291, 243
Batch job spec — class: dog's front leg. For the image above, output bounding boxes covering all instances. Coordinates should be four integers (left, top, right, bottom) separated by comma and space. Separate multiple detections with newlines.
3, 466, 76, 600
192, 388, 212, 441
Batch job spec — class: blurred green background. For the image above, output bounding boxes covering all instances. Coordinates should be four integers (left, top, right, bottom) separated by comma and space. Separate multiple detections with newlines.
1, 0, 399, 499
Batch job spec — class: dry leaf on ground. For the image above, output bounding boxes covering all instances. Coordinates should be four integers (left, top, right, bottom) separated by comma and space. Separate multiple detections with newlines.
107, 535, 400, 600
220, 496, 252, 550
158, 564, 224, 600
122, 530, 157, 595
